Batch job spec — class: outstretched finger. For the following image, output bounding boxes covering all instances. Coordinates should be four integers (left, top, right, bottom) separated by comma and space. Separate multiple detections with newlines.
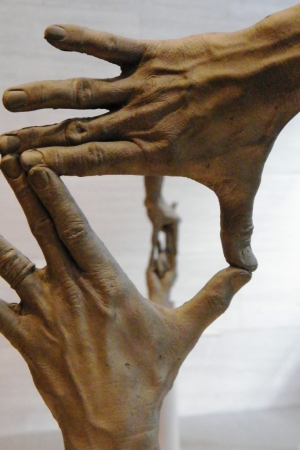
44, 24, 148, 66
1, 155, 72, 274
3, 76, 134, 112
175, 267, 251, 353
28, 166, 125, 275
20, 141, 149, 176
0, 110, 125, 156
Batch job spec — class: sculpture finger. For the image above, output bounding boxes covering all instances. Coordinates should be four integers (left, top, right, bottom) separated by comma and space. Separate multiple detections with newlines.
1, 155, 72, 274
3, 77, 133, 112
28, 166, 126, 275
44, 24, 148, 66
176, 267, 251, 351
0, 112, 126, 156
21, 141, 147, 176
0, 235, 35, 292
0, 298, 23, 347
218, 187, 258, 272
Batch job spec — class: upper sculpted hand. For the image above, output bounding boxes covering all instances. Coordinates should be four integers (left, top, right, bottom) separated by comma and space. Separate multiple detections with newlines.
0, 156, 251, 450
1, 6, 299, 270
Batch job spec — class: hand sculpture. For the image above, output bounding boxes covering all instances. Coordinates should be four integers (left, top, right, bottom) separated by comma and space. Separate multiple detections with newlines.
0, 156, 251, 450
145, 183, 179, 306
1, 5, 296, 270
146, 231, 177, 308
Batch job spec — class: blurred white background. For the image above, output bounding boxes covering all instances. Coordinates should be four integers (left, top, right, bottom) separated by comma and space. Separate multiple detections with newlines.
0, 1, 300, 449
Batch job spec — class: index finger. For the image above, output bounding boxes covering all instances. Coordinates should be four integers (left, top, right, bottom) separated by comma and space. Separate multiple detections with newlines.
28, 166, 125, 277
44, 24, 149, 66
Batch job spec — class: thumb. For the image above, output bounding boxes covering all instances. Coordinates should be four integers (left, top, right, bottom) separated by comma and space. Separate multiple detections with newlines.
176, 267, 251, 347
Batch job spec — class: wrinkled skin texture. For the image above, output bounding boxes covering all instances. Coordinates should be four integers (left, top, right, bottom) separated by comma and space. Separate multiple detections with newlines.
0, 156, 251, 450
1, 5, 299, 270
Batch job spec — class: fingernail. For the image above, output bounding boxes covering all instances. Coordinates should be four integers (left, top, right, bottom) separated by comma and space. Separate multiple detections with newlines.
29, 169, 49, 189
3, 90, 27, 110
45, 25, 66, 41
1, 155, 22, 179
0, 135, 20, 155
20, 150, 43, 170
241, 246, 258, 272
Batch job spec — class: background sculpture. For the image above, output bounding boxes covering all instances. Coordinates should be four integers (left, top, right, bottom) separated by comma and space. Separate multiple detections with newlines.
145, 175, 180, 450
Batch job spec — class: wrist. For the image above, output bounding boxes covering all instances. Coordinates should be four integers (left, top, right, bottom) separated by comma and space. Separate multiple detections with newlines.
60, 421, 160, 450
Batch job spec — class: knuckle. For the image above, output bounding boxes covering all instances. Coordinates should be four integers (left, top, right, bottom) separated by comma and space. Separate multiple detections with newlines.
77, 143, 104, 175
0, 248, 18, 272
0, 248, 35, 289
105, 34, 119, 53
87, 142, 104, 167
73, 78, 92, 108
31, 217, 55, 239
60, 221, 88, 243
65, 119, 88, 145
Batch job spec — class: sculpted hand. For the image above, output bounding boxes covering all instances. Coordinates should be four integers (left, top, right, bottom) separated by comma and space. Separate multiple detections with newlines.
1, 6, 296, 270
0, 156, 251, 450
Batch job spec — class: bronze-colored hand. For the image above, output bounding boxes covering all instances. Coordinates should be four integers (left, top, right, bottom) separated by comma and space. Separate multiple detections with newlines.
1, 5, 298, 270
0, 156, 251, 450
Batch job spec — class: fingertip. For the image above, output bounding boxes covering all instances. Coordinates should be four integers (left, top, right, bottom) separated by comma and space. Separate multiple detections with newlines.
20, 150, 43, 171
226, 266, 252, 292
241, 246, 258, 272
3, 89, 27, 111
224, 244, 258, 272
44, 25, 66, 41
0, 134, 20, 155
1, 154, 22, 179
28, 166, 50, 190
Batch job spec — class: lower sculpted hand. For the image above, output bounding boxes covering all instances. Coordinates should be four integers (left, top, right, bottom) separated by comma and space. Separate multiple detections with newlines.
2, 7, 295, 271
0, 156, 251, 450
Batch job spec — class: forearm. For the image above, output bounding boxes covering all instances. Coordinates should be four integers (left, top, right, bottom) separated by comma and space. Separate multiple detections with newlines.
251, 3, 300, 43
230, 4, 300, 80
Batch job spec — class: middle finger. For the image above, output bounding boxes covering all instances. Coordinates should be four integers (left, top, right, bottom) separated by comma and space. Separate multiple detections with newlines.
3, 76, 133, 112
1, 155, 72, 276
